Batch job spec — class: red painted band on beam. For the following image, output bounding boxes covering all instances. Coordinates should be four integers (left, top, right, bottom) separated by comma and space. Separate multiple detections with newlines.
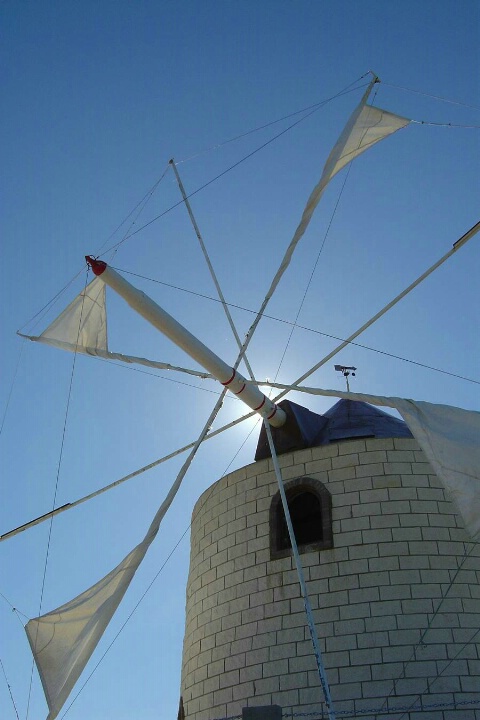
254, 397, 266, 412
221, 369, 236, 387
235, 384, 246, 396
267, 406, 278, 420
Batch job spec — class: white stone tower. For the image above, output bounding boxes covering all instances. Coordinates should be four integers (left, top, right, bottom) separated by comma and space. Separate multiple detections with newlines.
180, 400, 480, 720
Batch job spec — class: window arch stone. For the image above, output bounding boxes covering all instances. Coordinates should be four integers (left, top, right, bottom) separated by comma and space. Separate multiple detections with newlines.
269, 476, 333, 560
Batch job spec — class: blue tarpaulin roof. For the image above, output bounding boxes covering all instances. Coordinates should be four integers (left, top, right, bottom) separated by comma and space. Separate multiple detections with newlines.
255, 398, 412, 460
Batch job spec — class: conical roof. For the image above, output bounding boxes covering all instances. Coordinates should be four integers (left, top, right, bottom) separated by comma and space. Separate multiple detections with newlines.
255, 398, 412, 460
317, 398, 413, 444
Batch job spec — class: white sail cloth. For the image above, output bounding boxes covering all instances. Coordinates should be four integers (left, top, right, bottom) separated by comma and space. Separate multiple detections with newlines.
25, 453, 187, 720
20, 277, 213, 380
37, 277, 108, 350
239, 83, 410, 353
26, 543, 147, 720
393, 398, 480, 540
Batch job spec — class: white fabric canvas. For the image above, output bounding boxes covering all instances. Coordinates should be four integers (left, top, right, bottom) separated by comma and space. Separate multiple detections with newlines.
26, 448, 189, 719
243, 84, 410, 345
37, 277, 108, 351
324, 104, 410, 179
26, 541, 147, 720
290, 101, 409, 256
20, 280, 212, 379
392, 398, 480, 541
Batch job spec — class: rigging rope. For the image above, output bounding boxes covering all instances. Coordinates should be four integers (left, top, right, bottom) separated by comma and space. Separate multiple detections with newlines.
383, 542, 478, 714
411, 119, 480, 128
57, 370, 263, 716
0, 340, 25, 439
271, 83, 382, 390
95, 163, 170, 259
104, 164, 170, 262
17, 270, 84, 336
0, 657, 20, 720
269, 221, 480, 402
176, 74, 369, 164
101, 82, 371, 257
381, 82, 480, 111
17, 165, 169, 336
95, 357, 220, 392
393, 626, 480, 720
25, 271, 89, 720
0, 592, 29, 622
270, 161, 353, 391
112, 266, 480, 387
285, 698, 480, 716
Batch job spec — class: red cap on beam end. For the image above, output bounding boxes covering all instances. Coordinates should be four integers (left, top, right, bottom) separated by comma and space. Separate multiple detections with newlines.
85, 256, 107, 276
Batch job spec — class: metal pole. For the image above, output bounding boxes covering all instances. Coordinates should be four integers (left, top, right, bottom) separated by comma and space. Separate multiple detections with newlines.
275, 220, 480, 397
169, 159, 257, 383
264, 420, 336, 720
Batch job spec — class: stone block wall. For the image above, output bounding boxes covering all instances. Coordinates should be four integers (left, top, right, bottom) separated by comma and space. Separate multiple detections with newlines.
180, 438, 480, 719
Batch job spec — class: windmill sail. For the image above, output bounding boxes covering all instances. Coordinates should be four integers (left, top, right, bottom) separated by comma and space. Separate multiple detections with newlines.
389, 397, 480, 541
33, 277, 108, 351
25, 445, 191, 720
322, 103, 411, 179
266, 98, 410, 289
239, 82, 410, 357
20, 278, 213, 380
26, 543, 146, 720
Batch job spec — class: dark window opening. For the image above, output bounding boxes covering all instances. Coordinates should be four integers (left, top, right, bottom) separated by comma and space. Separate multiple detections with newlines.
270, 477, 333, 560
278, 491, 322, 550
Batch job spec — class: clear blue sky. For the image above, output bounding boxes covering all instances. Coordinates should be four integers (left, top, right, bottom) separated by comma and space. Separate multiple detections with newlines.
1, 2, 479, 719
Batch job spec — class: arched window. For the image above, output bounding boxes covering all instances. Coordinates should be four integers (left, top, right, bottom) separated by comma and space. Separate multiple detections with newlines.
270, 477, 333, 560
